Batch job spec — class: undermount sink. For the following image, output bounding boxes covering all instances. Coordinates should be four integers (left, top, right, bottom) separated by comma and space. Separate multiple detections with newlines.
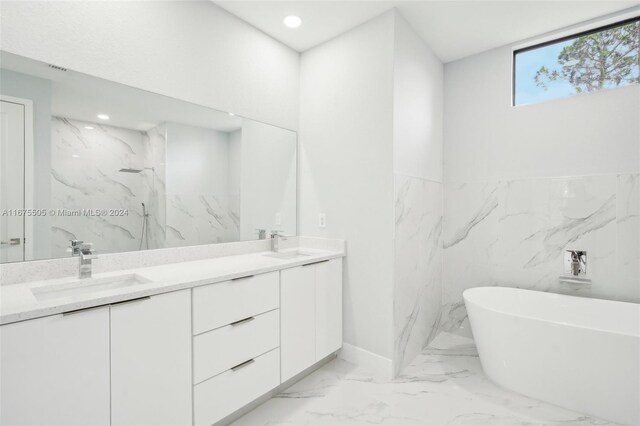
263, 250, 312, 259
31, 274, 152, 301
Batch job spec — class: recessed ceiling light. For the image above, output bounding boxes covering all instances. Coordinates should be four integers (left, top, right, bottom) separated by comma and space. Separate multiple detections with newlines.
84, 126, 95, 130
283, 15, 302, 28
97, 114, 110, 120
72, 154, 80, 158
228, 112, 235, 116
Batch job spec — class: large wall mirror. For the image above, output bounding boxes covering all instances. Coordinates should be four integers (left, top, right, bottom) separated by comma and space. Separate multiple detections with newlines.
0, 52, 297, 263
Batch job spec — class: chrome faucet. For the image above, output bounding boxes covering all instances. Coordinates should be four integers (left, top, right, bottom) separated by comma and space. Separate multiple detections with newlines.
78, 242, 98, 279
69, 239, 83, 256
565, 250, 587, 277
270, 230, 287, 252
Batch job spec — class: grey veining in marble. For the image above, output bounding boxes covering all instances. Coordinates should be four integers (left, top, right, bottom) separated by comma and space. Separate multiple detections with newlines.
50, 117, 163, 257
233, 332, 614, 426
441, 174, 640, 338
393, 173, 443, 375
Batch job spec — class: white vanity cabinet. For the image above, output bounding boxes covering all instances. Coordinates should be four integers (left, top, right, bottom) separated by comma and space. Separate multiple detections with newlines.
314, 258, 343, 359
110, 290, 192, 426
192, 272, 281, 426
0, 252, 344, 426
0, 306, 111, 426
281, 258, 343, 382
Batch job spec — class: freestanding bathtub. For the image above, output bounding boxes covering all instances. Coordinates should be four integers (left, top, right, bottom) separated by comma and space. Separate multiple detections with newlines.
464, 287, 640, 426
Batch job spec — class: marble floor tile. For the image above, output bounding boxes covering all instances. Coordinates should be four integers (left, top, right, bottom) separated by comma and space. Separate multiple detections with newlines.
233, 333, 614, 426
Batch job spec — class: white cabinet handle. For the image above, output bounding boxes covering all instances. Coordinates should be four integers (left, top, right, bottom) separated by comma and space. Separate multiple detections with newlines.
110, 296, 151, 307
302, 259, 329, 267
230, 316, 255, 326
231, 359, 255, 371
231, 275, 254, 281
63, 304, 107, 316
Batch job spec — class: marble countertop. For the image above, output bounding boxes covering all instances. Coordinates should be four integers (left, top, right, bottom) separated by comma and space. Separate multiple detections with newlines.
1, 247, 345, 325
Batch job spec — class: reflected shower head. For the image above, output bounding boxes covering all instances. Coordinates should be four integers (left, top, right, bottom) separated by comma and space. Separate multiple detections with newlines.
118, 167, 154, 174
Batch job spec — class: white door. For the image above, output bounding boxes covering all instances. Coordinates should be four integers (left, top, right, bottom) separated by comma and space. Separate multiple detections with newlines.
0, 307, 111, 426
315, 259, 343, 359
0, 100, 25, 262
280, 265, 316, 382
110, 290, 192, 426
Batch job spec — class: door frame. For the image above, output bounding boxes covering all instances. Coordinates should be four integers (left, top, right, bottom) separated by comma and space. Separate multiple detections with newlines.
1, 95, 34, 261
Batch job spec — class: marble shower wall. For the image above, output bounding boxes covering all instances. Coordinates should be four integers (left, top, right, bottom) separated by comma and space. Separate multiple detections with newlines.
164, 122, 239, 247
142, 123, 167, 250
440, 173, 640, 336
50, 117, 156, 256
393, 174, 443, 376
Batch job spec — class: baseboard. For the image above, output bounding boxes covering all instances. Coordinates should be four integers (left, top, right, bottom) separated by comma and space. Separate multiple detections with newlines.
338, 342, 393, 381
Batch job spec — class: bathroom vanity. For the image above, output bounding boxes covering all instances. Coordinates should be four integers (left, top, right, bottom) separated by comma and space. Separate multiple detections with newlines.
0, 242, 345, 426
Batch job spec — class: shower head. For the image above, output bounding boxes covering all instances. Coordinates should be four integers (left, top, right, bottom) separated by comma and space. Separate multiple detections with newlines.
118, 167, 154, 174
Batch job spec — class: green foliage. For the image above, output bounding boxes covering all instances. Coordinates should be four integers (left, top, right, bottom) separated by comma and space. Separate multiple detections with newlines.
535, 20, 640, 93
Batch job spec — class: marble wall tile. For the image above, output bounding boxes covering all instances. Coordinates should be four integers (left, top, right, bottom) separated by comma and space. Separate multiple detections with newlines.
164, 122, 240, 248
393, 173, 443, 375
50, 117, 149, 256
441, 173, 640, 337
143, 123, 167, 250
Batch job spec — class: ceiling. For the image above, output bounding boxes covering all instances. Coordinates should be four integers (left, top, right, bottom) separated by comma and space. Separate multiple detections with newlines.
215, 1, 640, 62
1, 52, 243, 133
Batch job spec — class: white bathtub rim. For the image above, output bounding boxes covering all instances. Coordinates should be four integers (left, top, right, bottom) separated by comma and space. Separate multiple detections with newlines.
463, 286, 640, 339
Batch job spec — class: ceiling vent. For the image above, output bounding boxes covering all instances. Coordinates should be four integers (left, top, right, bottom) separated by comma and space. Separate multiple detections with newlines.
48, 64, 68, 72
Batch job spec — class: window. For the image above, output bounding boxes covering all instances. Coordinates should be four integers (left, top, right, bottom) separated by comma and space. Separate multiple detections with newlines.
513, 17, 639, 106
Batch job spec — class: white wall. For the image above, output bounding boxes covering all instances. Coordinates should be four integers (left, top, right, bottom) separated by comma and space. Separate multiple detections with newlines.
299, 11, 396, 362
237, 120, 297, 240
393, 16, 443, 183
392, 13, 443, 375
441, 44, 640, 335
444, 46, 639, 182
0, 1, 300, 131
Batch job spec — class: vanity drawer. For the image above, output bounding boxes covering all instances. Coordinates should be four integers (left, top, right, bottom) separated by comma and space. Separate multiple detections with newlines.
193, 309, 279, 384
193, 348, 280, 426
192, 271, 279, 334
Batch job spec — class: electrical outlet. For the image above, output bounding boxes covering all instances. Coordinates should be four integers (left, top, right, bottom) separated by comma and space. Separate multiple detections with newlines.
275, 212, 281, 226
318, 213, 326, 228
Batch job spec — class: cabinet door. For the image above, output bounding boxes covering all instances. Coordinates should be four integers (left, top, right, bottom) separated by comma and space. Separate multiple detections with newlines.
0, 307, 110, 426
280, 265, 316, 382
315, 259, 343, 359
110, 290, 192, 426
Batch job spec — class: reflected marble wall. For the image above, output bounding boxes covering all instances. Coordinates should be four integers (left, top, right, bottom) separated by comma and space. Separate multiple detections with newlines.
441, 173, 640, 336
164, 122, 239, 247
393, 173, 443, 375
49, 117, 165, 257
143, 123, 167, 250
50, 117, 153, 256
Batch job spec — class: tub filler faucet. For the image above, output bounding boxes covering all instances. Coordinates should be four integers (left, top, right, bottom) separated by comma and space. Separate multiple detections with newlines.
559, 250, 589, 284
566, 250, 587, 277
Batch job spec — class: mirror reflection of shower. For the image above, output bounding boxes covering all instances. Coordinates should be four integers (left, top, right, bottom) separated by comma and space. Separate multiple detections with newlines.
118, 167, 155, 250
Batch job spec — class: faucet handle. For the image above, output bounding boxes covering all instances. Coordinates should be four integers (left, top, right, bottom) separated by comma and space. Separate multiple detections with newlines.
79, 242, 98, 259
69, 239, 84, 256
270, 230, 284, 238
